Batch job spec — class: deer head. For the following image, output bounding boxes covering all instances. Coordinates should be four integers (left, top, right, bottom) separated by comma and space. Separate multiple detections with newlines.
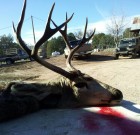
13, 0, 123, 106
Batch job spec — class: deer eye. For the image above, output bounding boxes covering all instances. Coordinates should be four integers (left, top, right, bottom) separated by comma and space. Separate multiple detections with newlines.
74, 82, 87, 88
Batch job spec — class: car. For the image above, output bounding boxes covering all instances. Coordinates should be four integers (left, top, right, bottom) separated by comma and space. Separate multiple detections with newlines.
52, 51, 60, 57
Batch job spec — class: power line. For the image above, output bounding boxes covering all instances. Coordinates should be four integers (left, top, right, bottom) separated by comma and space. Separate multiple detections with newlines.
0, 17, 31, 31
0, 26, 11, 31
32, 16, 46, 22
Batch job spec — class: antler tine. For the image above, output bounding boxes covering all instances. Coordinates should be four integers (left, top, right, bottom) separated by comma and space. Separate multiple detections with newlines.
13, 0, 76, 80
71, 18, 95, 53
33, 8, 74, 55
52, 16, 95, 73
66, 18, 96, 72
51, 13, 74, 50
51, 13, 77, 72
31, 5, 75, 78
82, 18, 96, 42
12, 0, 31, 55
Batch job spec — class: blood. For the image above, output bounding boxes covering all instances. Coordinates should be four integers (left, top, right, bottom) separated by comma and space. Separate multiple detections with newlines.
98, 107, 124, 117
82, 107, 140, 135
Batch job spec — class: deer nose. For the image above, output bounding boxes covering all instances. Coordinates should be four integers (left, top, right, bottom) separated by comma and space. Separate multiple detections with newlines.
112, 89, 123, 101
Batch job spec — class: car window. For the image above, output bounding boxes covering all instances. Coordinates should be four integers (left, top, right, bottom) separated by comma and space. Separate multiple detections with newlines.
70, 40, 81, 47
120, 39, 136, 45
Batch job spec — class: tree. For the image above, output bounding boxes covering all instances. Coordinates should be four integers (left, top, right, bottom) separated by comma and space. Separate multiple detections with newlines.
123, 28, 133, 38
0, 34, 19, 55
0, 34, 13, 48
46, 32, 76, 57
46, 36, 65, 57
74, 29, 94, 42
92, 33, 115, 49
47, 38, 57, 56
92, 33, 105, 49
104, 34, 115, 48
56, 36, 65, 53
106, 12, 127, 47
67, 33, 76, 41
74, 30, 83, 40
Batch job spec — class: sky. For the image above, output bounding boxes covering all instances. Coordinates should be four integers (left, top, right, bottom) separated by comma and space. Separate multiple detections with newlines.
0, 0, 140, 45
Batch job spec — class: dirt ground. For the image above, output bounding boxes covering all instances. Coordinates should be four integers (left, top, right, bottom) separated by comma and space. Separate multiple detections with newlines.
0, 53, 140, 104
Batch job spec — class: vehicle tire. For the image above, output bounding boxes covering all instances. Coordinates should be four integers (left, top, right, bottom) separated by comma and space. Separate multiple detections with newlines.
85, 53, 91, 58
114, 53, 119, 60
29, 57, 34, 61
131, 51, 137, 58
6, 59, 14, 65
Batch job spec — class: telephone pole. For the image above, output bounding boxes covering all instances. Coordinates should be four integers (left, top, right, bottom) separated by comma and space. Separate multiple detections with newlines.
31, 16, 36, 44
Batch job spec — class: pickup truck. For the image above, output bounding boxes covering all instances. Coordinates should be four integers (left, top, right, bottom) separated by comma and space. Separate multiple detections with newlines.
114, 36, 140, 59
0, 48, 30, 65
64, 40, 93, 58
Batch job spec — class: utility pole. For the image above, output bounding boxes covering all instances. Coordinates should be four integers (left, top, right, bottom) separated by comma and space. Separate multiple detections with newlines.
31, 16, 36, 44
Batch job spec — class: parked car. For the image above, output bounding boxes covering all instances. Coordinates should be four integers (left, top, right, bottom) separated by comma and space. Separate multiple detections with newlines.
52, 51, 60, 57
64, 40, 93, 58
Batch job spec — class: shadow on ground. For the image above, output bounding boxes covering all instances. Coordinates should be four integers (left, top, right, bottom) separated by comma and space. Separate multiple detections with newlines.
74, 54, 114, 62
122, 100, 140, 114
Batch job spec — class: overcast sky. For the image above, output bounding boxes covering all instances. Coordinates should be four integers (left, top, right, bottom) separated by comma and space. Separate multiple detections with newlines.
0, 0, 140, 44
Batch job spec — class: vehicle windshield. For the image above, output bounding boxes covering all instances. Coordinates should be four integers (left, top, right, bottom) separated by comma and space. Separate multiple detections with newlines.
120, 39, 136, 45
69, 40, 90, 48
70, 40, 81, 48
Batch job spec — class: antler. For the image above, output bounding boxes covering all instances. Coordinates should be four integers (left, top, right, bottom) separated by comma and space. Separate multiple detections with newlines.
52, 14, 95, 73
12, 0, 75, 79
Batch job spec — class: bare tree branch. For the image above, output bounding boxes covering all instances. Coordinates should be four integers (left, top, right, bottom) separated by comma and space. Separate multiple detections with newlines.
106, 11, 127, 47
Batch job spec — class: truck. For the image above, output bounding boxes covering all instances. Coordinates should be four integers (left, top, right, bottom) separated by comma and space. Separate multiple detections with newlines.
114, 36, 140, 59
64, 40, 93, 58
114, 17, 140, 59
0, 48, 30, 65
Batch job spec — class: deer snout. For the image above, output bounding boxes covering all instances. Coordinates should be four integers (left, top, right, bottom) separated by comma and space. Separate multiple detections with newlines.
110, 89, 123, 105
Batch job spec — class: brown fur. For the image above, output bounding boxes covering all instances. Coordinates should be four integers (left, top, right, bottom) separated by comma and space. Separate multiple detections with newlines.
0, 73, 123, 122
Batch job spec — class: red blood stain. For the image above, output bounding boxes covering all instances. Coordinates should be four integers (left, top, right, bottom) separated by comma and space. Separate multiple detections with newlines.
98, 107, 124, 117
82, 107, 140, 135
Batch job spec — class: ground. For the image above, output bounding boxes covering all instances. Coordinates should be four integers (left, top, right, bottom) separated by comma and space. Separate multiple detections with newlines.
0, 52, 140, 104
